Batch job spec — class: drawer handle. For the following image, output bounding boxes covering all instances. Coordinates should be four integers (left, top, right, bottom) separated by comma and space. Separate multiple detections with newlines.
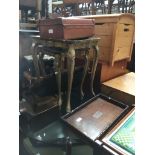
96, 23, 105, 25
117, 48, 120, 52
124, 28, 129, 32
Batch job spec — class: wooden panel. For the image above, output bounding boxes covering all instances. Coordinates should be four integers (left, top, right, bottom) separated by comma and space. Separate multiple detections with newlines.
119, 15, 135, 25
103, 72, 135, 96
97, 36, 112, 47
111, 23, 134, 64
95, 23, 114, 35
113, 46, 131, 61
89, 47, 111, 62
117, 24, 134, 37
99, 47, 111, 62
100, 60, 128, 82
79, 14, 134, 24
116, 36, 133, 47
101, 72, 135, 106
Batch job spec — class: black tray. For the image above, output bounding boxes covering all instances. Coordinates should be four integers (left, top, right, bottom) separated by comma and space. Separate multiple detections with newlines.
61, 94, 129, 144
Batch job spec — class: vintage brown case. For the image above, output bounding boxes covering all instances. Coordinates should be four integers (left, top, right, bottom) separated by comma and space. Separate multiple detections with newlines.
61, 94, 129, 142
38, 17, 95, 40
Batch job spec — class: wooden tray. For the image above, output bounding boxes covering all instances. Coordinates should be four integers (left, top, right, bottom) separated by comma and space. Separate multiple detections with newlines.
62, 94, 129, 142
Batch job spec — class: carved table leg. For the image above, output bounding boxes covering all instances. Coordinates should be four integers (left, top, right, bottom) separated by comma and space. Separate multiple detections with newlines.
66, 45, 75, 112
31, 42, 40, 78
55, 54, 63, 110
90, 44, 99, 96
80, 49, 89, 100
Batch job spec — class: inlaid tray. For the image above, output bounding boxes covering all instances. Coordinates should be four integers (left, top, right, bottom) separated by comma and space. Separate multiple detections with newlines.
62, 94, 129, 141
102, 108, 135, 155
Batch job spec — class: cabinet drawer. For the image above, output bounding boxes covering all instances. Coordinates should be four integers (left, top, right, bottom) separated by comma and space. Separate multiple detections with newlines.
113, 47, 131, 61
95, 23, 114, 35
117, 24, 134, 37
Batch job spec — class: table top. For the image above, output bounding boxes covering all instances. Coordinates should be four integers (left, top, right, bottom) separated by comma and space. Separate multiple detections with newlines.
32, 35, 100, 43
31, 36, 100, 50
103, 72, 135, 96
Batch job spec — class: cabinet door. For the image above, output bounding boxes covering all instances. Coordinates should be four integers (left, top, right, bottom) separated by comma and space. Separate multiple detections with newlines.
111, 23, 134, 65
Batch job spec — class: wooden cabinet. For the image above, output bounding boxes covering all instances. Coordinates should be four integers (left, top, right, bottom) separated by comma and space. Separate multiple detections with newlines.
81, 14, 135, 66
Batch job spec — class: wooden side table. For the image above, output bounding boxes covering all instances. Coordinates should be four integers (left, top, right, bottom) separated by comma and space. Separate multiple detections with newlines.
101, 72, 135, 106
31, 36, 100, 112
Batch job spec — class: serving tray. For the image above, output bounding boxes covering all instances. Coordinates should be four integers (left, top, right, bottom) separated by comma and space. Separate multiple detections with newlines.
61, 94, 129, 142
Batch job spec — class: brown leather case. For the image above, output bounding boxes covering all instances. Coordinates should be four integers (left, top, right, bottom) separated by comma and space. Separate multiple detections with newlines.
38, 17, 95, 40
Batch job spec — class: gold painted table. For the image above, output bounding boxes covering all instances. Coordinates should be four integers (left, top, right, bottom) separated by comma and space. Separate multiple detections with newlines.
31, 36, 100, 112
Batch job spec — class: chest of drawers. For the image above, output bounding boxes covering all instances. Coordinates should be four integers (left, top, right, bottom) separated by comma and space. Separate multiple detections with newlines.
81, 13, 135, 66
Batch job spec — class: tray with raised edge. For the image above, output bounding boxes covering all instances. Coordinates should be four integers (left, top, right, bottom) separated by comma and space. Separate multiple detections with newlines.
61, 94, 129, 143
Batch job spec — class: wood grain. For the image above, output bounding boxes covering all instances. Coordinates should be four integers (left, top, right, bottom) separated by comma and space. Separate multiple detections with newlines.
65, 98, 124, 140
102, 72, 135, 96
79, 14, 135, 66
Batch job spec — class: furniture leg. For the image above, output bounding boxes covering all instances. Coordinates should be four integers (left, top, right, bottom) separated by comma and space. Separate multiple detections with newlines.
80, 49, 89, 100
90, 45, 99, 96
66, 45, 75, 112
38, 50, 46, 76
55, 54, 63, 110
31, 43, 40, 78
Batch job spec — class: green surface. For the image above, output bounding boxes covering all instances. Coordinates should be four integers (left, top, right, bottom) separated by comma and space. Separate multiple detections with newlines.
110, 112, 135, 155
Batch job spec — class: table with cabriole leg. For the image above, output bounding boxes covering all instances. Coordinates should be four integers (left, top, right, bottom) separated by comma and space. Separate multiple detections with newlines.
31, 36, 100, 112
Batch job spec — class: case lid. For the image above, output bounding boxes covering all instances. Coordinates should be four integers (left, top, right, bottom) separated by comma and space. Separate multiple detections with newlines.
38, 17, 95, 26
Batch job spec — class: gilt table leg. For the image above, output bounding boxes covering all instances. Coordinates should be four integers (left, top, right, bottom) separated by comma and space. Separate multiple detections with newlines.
66, 45, 75, 112
90, 45, 99, 96
55, 54, 63, 110
80, 49, 89, 100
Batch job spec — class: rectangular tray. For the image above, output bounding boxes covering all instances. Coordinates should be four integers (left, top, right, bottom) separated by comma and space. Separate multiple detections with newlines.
102, 108, 135, 155
62, 94, 129, 142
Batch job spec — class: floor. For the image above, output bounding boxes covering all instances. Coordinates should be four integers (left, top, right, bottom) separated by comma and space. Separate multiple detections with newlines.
19, 66, 100, 155
19, 91, 95, 155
